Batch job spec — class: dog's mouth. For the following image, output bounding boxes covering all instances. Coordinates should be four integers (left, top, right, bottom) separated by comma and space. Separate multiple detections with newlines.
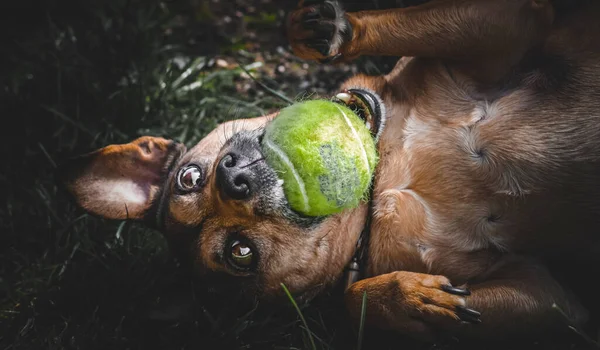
333, 88, 387, 142
253, 88, 386, 211
217, 89, 386, 221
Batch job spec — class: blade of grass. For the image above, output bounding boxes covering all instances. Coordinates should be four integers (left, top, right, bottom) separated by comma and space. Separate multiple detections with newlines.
237, 62, 294, 105
35, 187, 65, 226
552, 303, 600, 349
114, 220, 127, 247
357, 291, 367, 350
38, 143, 57, 169
280, 283, 317, 350
171, 56, 207, 89
41, 105, 94, 136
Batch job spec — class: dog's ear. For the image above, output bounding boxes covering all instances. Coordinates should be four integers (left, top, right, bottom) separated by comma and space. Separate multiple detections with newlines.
59, 136, 186, 221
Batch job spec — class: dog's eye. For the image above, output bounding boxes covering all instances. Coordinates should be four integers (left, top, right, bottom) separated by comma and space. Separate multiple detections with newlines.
176, 165, 203, 192
229, 239, 255, 270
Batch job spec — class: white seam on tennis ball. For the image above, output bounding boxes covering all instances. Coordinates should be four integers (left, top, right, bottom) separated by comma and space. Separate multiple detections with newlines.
263, 139, 310, 213
334, 104, 370, 171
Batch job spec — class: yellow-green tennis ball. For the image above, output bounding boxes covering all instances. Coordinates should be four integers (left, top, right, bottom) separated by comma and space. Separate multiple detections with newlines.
261, 99, 379, 216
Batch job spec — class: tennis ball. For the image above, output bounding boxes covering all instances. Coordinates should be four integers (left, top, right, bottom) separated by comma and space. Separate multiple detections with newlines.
261, 99, 378, 216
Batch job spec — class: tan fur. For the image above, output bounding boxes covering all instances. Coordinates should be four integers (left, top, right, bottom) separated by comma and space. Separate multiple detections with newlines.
63, 0, 600, 341
345, 270, 467, 340
310, 0, 600, 339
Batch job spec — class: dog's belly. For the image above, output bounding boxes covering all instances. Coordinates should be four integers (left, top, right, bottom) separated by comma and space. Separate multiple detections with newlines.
367, 58, 600, 282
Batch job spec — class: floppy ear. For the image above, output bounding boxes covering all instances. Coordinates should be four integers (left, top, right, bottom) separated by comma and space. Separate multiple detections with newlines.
60, 136, 186, 221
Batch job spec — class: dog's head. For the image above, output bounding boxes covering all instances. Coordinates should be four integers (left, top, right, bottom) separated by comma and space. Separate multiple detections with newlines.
60, 86, 387, 302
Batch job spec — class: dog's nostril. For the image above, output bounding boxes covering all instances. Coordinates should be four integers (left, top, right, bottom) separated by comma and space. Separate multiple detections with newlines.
222, 173, 251, 200
216, 153, 255, 200
222, 154, 236, 168
231, 175, 251, 198
234, 175, 248, 187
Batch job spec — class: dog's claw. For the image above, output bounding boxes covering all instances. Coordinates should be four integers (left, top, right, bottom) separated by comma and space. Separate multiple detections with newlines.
321, 2, 337, 18
319, 53, 341, 64
291, 0, 348, 63
302, 18, 320, 29
313, 44, 330, 56
308, 38, 329, 46
456, 306, 482, 324
307, 39, 331, 56
302, 12, 320, 21
441, 284, 471, 296
314, 22, 336, 37
456, 306, 481, 317
302, 0, 325, 6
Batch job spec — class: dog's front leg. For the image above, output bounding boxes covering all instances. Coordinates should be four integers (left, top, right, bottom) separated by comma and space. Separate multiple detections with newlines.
344, 256, 587, 341
287, 0, 554, 80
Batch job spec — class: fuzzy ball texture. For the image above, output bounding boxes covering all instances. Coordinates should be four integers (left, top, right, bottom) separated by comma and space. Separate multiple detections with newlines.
261, 99, 378, 216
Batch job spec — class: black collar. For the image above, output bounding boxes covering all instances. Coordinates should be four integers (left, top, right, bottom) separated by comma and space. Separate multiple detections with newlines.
344, 184, 375, 290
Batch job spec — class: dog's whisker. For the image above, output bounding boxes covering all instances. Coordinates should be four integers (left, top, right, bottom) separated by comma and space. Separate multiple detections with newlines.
232, 118, 240, 138
226, 116, 235, 141
220, 121, 228, 147
234, 119, 243, 136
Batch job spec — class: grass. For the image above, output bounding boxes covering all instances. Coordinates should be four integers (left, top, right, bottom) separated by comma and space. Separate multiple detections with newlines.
281, 283, 317, 350
1, 0, 598, 349
357, 292, 367, 350
0, 0, 377, 348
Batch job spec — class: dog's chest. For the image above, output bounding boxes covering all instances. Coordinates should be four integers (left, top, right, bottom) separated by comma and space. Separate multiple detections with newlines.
368, 89, 534, 280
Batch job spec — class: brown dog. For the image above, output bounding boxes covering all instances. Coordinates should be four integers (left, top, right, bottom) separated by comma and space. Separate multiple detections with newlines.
61, 0, 600, 342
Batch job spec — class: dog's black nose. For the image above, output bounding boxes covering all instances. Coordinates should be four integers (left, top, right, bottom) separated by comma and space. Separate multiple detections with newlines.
216, 153, 257, 200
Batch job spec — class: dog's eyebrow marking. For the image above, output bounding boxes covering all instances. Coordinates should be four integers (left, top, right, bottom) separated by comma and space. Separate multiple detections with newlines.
263, 139, 309, 213
334, 104, 370, 172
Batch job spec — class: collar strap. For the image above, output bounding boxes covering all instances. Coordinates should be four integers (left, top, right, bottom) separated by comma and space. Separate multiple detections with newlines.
344, 183, 375, 290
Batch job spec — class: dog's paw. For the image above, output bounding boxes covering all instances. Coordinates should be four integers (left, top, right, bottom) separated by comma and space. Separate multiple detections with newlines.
285, 0, 352, 63
345, 271, 480, 341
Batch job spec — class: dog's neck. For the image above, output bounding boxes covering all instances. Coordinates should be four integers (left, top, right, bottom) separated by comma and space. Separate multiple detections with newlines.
340, 99, 387, 288
343, 187, 375, 289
